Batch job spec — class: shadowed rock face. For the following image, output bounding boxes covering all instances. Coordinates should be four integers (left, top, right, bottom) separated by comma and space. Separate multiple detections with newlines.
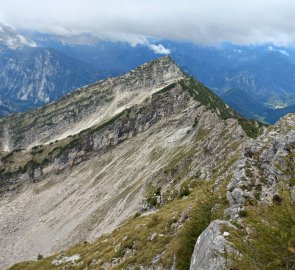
0, 57, 254, 269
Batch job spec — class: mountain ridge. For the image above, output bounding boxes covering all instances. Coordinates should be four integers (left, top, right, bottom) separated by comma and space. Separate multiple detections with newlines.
0, 56, 264, 269
5, 111, 293, 270
0, 56, 264, 153
0, 56, 184, 151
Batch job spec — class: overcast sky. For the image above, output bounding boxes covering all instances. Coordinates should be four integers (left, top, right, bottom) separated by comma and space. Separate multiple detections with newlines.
0, 0, 295, 46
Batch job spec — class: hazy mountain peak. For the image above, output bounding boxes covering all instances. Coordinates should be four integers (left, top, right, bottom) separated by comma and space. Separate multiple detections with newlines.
0, 23, 36, 49
267, 45, 290, 56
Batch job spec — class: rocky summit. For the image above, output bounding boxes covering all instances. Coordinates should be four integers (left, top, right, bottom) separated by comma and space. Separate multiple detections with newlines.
0, 57, 293, 270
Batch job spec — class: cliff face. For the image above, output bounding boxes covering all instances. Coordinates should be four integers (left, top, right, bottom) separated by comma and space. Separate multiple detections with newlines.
0, 23, 103, 116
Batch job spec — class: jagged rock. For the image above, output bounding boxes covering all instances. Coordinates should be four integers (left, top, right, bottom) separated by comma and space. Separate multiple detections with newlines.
224, 205, 241, 219
227, 187, 245, 206
225, 113, 295, 218
147, 232, 157, 241
190, 114, 295, 270
190, 220, 235, 270
52, 254, 81, 266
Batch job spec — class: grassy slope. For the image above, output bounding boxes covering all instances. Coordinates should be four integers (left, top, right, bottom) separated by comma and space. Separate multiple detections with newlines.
228, 149, 295, 270
9, 179, 229, 270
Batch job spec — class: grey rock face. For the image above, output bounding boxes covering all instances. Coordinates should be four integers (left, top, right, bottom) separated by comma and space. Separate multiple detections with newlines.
190, 114, 295, 270
0, 24, 104, 116
0, 79, 247, 194
225, 113, 295, 218
227, 187, 245, 206
190, 220, 235, 270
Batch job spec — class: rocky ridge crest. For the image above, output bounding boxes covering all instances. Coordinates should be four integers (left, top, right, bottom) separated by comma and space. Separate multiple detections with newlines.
190, 113, 295, 270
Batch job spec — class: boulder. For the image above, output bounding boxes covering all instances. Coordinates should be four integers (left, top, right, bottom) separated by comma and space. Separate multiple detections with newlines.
190, 220, 235, 270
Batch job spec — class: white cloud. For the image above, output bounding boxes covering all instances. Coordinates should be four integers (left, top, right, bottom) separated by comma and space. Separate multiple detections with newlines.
73, 33, 170, 54
267, 46, 290, 56
148, 44, 171, 54
0, 0, 295, 46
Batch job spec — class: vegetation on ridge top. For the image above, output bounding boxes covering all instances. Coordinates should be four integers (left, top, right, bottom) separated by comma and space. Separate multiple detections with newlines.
179, 77, 266, 138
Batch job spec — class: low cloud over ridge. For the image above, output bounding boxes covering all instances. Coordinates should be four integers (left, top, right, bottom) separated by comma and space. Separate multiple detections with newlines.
1, 0, 295, 46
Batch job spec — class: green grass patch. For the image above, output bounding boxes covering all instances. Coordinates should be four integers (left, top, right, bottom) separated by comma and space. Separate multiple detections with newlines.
230, 190, 295, 270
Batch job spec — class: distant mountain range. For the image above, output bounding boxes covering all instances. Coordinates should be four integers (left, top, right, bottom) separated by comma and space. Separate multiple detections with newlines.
165, 42, 295, 122
0, 25, 103, 114
0, 24, 294, 123
0, 47, 103, 108
0, 24, 36, 49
